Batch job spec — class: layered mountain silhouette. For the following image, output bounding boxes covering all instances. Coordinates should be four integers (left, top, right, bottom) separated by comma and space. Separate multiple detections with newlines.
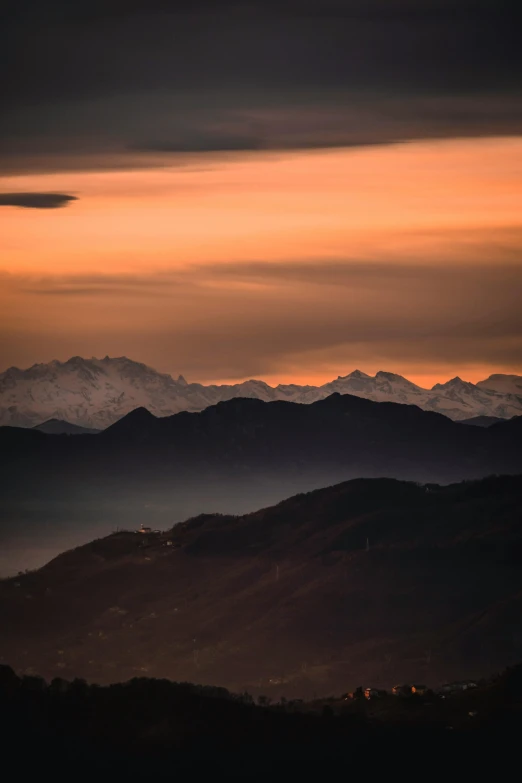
2, 474, 522, 697
33, 418, 100, 435
1, 355, 521, 428
3, 393, 522, 496
1, 393, 521, 575
459, 415, 505, 428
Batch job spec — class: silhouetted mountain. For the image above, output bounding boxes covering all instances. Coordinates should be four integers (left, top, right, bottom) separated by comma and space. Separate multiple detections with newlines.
2, 355, 521, 427
459, 415, 505, 428
34, 418, 100, 435
1, 662, 522, 774
1, 394, 522, 574
2, 394, 522, 500
2, 474, 522, 699
103, 406, 157, 439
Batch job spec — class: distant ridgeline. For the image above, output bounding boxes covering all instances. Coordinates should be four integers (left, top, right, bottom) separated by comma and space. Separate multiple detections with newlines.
1, 662, 522, 772
1, 355, 521, 428
2, 395, 522, 501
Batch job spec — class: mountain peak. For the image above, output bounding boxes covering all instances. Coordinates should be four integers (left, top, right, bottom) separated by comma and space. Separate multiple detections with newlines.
241, 379, 271, 389
1, 356, 521, 428
65, 355, 85, 365
376, 370, 406, 381
476, 373, 522, 395
432, 376, 472, 391
33, 418, 100, 435
336, 369, 370, 380
123, 406, 155, 420
105, 406, 157, 433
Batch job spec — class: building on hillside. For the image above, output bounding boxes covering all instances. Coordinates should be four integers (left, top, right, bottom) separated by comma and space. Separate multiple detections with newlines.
364, 687, 385, 700
392, 684, 411, 696
411, 684, 428, 695
137, 525, 152, 534
344, 687, 364, 700
440, 681, 477, 694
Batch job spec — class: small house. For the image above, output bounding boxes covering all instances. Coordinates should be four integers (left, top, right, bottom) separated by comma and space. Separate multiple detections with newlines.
138, 525, 152, 534
364, 687, 385, 700
440, 681, 475, 694
392, 684, 411, 696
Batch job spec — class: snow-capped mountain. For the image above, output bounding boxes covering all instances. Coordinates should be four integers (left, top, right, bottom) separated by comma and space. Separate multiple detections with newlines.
0, 357, 194, 429
0, 357, 289, 429
0, 356, 521, 429
477, 374, 522, 396
292, 370, 522, 420
429, 376, 522, 420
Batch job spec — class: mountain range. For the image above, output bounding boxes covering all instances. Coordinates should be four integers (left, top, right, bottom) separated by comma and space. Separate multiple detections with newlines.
2, 474, 522, 697
1, 356, 521, 428
1, 392, 521, 576
4, 392, 522, 494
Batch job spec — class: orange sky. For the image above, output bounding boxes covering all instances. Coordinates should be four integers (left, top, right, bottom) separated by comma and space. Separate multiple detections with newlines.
1, 137, 522, 385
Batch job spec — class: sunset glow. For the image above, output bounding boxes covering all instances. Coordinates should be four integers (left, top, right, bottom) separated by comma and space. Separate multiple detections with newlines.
3, 3, 522, 737
2, 137, 522, 383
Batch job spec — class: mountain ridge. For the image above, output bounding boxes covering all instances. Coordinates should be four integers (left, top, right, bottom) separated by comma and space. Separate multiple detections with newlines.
33, 418, 100, 435
2, 473, 522, 697
2, 391, 521, 576
4, 391, 522, 488
1, 356, 521, 428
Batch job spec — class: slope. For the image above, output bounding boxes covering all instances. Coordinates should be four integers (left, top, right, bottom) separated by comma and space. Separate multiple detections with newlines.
1, 393, 521, 569
34, 418, 100, 435
1, 474, 522, 698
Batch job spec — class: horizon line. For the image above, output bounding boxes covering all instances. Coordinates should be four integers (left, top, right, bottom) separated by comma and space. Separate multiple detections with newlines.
1, 353, 520, 392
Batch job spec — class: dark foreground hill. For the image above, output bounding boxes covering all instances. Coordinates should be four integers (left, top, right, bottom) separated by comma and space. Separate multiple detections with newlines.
459, 415, 505, 427
33, 418, 101, 435
2, 474, 522, 698
2, 663, 522, 774
1, 394, 521, 574
4, 395, 522, 496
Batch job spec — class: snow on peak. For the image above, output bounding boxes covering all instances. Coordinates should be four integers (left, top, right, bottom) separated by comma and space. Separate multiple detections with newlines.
432, 376, 473, 391
345, 369, 370, 379
1, 356, 521, 428
477, 374, 522, 395
376, 370, 413, 383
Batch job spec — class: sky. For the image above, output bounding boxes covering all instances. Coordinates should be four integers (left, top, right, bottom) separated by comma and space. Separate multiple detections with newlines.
1, 1, 521, 387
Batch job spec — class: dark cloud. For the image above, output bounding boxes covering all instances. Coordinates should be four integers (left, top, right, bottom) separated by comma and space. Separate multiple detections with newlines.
3, 92, 522, 174
24, 287, 130, 296
0, 193, 77, 209
133, 131, 264, 154
1, 1, 521, 172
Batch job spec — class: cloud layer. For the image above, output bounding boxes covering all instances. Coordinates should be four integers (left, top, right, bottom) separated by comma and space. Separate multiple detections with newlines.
0, 193, 77, 209
2, 254, 521, 382
2, 1, 521, 172
1, 4, 520, 385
